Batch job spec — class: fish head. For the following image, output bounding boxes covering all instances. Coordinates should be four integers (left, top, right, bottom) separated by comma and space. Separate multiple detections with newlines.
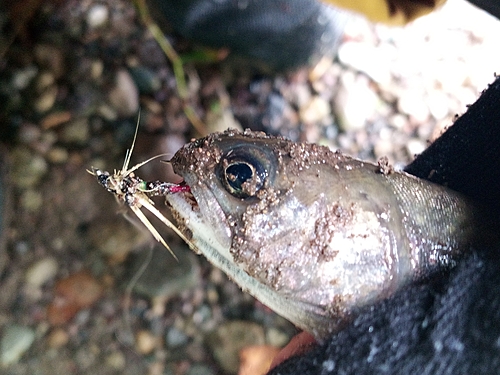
166, 129, 395, 337
165, 129, 475, 338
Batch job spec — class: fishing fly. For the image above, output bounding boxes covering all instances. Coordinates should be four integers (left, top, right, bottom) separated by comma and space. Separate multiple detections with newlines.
87, 123, 192, 259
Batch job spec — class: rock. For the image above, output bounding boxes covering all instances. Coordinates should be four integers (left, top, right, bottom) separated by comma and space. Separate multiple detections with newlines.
299, 96, 331, 126
60, 118, 90, 145
34, 44, 65, 78
25, 257, 58, 288
108, 70, 140, 118
334, 72, 379, 132
165, 327, 189, 349
406, 138, 427, 158
1, 324, 35, 366
128, 66, 162, 94
106, 351, 126, 370
338, 41, 393, 86
12, 65, 38, 90
34, 84, 58, 113
187, 364, 215, 375
11, 147, 48, 189
40, 111, 72, 130
47, 271, 104, 325
207, 320, 266, 374
129, 245, 199, 300
397, 88, 430, 124
265, 328, 290, 348
425, 90, 450, 121
19, 189, 43, 212
238, 345, 281, 375
86, 4, 109, 29
135, 330, 158, 355
88, 218, 150, 264
46, 147, 69, 164
47, 328, 69, 348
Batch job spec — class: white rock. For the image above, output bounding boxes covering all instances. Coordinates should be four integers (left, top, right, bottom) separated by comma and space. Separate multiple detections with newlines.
338, 41, 393, 86
108, 70, 139, 118
397, 89, 429, 123
299, 96, 331, 125
425, 90, 450, 121
87, 5, 109, 29
334, 72, 379, 131
25, 257, 58, 288
1, 325, 35, 366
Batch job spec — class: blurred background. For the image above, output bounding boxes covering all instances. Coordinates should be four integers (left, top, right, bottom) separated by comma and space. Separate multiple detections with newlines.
0, 0, 499, 374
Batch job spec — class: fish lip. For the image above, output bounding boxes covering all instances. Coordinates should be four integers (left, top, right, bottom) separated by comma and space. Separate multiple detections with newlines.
165, 179, 233, 256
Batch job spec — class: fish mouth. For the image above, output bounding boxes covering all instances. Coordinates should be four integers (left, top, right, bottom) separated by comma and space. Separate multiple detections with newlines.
164, 179, 233, 259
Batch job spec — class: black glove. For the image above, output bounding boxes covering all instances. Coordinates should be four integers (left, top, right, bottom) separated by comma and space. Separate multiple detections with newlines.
147, 0, 348, 71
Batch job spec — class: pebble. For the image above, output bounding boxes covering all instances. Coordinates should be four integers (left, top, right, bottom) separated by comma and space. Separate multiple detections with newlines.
425, 90, 451, 121
88, 218, 150, 264
47, 328, 69, 348
186, 364, 215, 375
11, 147, 48, 189
128, 66, 162, 94
266, 328, 290, 348
40, 111, 72, 130
129, 245, 199, 300
25, 257, 58, 288
334, 72, 379, 131
34, 84, 58, 113
397, 88, 430, 124
46, 147, 69, 164
47, 271, 104, 325
19, 188, 43, 212
106, 351, 126, 370
86, 4, 109, 29
205, 107, 243, 135
60, 118, 90, 145
337, 41, 393, 86
299, 96, 331, 125
165, 327, 189, 349
1, 324, 35, 366
238, 345, 281, 375
207, 320, 266, 374
107, 69, 140, 118
12, 65, 38, 90
135, 330, 158, 355
34, 44, 65, 78
406, 138, 427, 158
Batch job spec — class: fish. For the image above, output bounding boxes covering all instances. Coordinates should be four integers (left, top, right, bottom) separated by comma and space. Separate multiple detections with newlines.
163, 129, 483, 339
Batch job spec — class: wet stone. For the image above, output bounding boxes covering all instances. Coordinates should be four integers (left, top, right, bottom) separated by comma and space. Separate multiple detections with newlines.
1, 324, 35, 366
25, 257, 58, 288
60, 118, 90, 145
206, 320, 266, 374
87, 4, 109, 29
88, 218, 151, 264
128, 66, 162, 94
129, 244, 200, 300
19, 189, 43, 212
107, 69, 139, 118
165, 326, 189, 348
11, 147, 48, 189
186, 363, 216, 375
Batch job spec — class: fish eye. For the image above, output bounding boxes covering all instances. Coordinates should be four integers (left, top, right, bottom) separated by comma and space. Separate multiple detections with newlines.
222, 157, 267, 198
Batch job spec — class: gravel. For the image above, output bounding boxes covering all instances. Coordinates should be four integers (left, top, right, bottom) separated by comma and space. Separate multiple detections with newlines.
1, 0, 499, 374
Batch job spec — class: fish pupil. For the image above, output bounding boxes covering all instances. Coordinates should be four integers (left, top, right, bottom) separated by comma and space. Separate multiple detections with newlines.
226, 163, 253, 193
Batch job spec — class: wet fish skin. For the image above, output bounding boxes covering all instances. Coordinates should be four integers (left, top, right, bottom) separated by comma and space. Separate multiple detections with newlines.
166, 129, 479, 338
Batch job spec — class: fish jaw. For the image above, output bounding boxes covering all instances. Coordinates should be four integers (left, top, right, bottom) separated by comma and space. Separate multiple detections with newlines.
166, 189, 348, 338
